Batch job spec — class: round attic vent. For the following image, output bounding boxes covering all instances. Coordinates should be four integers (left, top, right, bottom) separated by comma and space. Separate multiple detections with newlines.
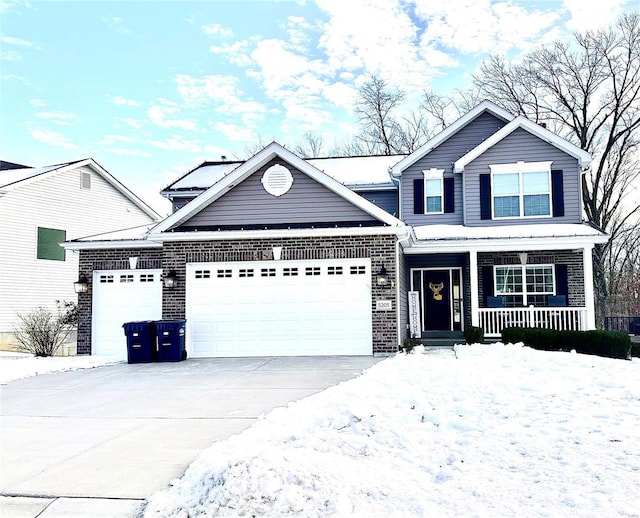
261, 164, 293, 196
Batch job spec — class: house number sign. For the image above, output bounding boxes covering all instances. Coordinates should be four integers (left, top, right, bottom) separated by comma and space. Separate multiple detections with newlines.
376, 300, 393, 311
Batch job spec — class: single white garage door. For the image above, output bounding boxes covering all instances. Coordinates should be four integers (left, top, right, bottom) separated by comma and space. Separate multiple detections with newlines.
186, 259, 373, 357
92, 269, 162, 356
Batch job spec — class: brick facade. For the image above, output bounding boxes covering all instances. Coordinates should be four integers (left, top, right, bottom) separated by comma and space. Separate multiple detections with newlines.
478, 250, 585, 306
77, 248, 162, 354
161, 234, 398, 355
77, 235, 399, 356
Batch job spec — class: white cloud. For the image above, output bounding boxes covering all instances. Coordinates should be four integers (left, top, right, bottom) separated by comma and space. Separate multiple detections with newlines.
210, 122, 255, 142
562, 0, 630, 31
202, 23, 233, 38
413, 0, 560, 56
0, 49, 22, 61
36, 111, 79, 126
114, 116, 143, 129
29, 98, 46, 107
103, 148, 151, 158
149, 136, 202, 153
107, 95, 140, 106
208, 40, 253, 67
102, 16, 132, 36
147, 104, 198, 131
1, 35, 35, 47
29, 127, 78, 149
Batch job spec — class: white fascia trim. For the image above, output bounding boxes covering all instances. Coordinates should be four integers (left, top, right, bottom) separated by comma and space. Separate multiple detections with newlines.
152, 226, 410, 242
390, 100, 515, 178
454, 117, 592, 173
62, 239, 162, 251
403, 233, 608, 254
153, 142, 403, 233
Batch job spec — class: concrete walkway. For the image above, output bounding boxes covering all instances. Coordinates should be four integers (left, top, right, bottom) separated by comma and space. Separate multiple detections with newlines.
0, 356, 382, 517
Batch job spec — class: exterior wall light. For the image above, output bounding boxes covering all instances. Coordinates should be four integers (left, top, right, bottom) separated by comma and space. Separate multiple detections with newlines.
163, 270, 178, 289
518, 252, 528, 265
376, 265, 390, 287
74, 274, 89, 294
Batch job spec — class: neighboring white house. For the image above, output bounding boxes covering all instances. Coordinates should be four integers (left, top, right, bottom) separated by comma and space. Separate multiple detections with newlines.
0, 158, 160, 352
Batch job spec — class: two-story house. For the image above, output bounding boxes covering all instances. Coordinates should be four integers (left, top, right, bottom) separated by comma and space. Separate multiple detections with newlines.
64, 101, 608, 357
0, 158, 160, 352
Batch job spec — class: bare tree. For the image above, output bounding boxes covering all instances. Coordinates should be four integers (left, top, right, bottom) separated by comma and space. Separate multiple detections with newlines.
294, 131, 324, 158
473, 12, 640, 323
354, 76, 407, 155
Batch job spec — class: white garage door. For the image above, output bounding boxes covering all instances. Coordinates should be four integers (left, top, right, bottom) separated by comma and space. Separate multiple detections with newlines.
92, 270, 162, 356
186, 259, 372, 357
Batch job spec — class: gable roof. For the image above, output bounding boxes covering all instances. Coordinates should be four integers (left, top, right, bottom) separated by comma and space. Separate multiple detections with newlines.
151, 142, 404, 235
390, 100, 515, 177
0, 158, 160, 220
161, 154, 404, 197
453, 116, 592, 172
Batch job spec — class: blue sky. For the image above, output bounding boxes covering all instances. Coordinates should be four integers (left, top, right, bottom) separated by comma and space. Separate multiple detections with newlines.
1, 0, 636, 214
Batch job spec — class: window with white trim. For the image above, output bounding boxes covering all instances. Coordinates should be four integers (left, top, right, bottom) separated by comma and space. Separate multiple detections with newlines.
490, 161, 552, 218
423, 169, 444, 214
494, 265, 555, 306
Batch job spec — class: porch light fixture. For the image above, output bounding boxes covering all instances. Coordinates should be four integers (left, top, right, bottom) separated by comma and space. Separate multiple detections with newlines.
163, 270, 178, 289
376, 265, 390, 287
74, 274, 89, 294
518, 252, 528, 265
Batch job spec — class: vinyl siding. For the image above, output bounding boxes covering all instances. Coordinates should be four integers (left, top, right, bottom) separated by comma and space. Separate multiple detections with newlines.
463, 127, 582, 226
401, 112, 507, 225
356, 189, 398, 217
0, 166, 156, 334
180, 159, 379, 229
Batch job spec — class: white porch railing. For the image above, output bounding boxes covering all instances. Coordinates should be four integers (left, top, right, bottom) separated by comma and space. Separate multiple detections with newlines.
479, 306, 587, 338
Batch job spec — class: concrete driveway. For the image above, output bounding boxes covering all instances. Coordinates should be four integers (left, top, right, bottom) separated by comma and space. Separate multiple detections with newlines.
0, 356, 381, 517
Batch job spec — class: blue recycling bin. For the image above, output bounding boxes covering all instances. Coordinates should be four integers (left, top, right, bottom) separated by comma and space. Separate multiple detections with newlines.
155, 319, 187, 362
122, 321, 156, 364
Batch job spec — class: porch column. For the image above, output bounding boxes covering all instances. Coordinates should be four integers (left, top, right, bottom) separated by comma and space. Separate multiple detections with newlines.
583, 244, 596, 330
469, 249, 479, 326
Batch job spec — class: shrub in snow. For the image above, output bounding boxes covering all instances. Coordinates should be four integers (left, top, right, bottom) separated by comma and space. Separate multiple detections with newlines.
501, 327, 632, 360
401, 333, 421, 353
463, 326, 484, 344
12, 301, 77, 357
632, 343, 640, 358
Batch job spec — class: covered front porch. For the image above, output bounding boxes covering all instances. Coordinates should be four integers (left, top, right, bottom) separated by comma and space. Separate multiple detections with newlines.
400, 224, 608, 343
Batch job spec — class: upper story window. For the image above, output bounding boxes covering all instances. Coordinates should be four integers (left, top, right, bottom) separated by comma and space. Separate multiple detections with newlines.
37, 227, 66, 261
490, 161, 553, 219
423, 169, 444, 214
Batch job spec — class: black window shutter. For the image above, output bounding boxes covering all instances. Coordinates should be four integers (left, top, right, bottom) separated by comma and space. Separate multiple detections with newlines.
480, 174, 491, 220
482, 265, 494, 305
551, 170, 564, 217
444, 177, 455, 213
555, 264, 568, 297
413, 178, 424, 214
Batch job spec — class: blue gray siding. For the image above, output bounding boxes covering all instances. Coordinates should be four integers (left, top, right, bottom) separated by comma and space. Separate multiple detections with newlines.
464, 127, 582, 226
179, 159, 380, 230
356, 189, 398, 217
401, 112, 507, 225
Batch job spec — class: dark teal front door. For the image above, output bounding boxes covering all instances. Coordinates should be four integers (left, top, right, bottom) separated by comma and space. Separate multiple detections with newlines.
422, 270, 451, 331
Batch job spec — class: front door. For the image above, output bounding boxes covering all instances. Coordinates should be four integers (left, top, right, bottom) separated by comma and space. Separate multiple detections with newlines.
423, 270, 451, 331
411, 268, 463, 333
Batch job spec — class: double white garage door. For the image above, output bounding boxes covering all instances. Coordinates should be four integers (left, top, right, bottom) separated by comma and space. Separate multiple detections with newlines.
92, 259, 373, 357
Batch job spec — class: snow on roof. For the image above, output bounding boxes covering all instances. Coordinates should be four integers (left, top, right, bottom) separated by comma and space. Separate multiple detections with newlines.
414, 223, 607, 241
0, 163, 70, 188
168, 162, 242, 190
165, 155, 405, 192
71, 223, 158, 243
307, 155, 404, 186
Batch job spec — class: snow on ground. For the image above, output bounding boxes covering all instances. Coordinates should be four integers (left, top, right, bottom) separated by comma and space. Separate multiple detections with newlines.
142, 344, 640, 517
0, 351, 124, 384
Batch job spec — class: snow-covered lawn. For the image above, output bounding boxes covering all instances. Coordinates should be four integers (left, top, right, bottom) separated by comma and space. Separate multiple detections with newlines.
142, 344, 640, 517
0, 351, 123, 384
